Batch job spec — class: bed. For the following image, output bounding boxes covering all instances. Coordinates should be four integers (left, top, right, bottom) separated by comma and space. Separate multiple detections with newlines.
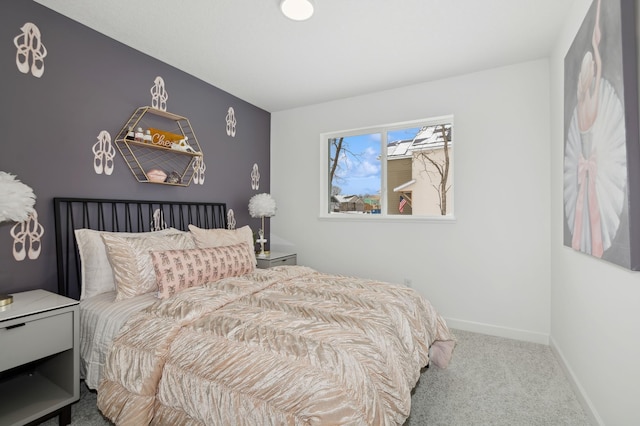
54, 197, 455, 425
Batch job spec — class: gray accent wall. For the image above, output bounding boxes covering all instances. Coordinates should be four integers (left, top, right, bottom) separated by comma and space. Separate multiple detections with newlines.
0, 0, 271, 295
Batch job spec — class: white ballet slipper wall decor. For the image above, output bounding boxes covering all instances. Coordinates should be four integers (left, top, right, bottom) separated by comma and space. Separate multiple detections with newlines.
251, 163, 260, 190
192, 157, 206, 185
11, 211, 44, 261
93, 131, 115, 175
14, 22, 47, 78
227, 209, 236, 230
150, 76, 168, 111
226, 107, 237, 137
151, 208, 167, 231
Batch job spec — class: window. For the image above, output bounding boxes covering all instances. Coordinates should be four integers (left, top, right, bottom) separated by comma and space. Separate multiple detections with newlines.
321, 115, 453, 218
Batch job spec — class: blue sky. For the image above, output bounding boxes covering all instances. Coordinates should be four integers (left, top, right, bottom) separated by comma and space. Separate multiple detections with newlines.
334, 127, 419, 196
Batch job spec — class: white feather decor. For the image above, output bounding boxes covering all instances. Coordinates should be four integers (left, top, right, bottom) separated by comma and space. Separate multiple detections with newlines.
0, 171, 36, 223
248, 193, 277, 218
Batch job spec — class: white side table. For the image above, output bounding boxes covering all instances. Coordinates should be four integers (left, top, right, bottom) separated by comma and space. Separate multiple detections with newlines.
256, 252, 297, 269
0, 290, 79, 426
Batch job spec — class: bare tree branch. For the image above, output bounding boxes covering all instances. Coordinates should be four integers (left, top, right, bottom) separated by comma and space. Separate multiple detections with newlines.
415, 125, 451, 215
329, 137, 343, 185
329, 137, 364, 191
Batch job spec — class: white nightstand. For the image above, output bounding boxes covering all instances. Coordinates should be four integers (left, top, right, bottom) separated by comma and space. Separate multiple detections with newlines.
256, 252, 297, 269
0, 290, 79, 426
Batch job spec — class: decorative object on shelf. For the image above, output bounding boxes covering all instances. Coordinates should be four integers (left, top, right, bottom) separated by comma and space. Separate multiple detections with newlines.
226, 107, 237, 137
150, 127, 182, 147
0, 171, 37, 305
171, 137, 196, 153
151, 76, 168, 111
114, 107, 203, 186
147, 169, 167, 183
251, 163, 260, 190
144, 129, 152, 144
14, 22, 47, 78
280, 0, 314, 21
135, 127, 144, 142
92, 130, 115, 175
166, 171, 182, 184
248, 193, 277, 258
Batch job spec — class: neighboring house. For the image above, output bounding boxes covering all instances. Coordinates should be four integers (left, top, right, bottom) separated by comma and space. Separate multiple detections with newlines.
387, 125, 453, 216
362, 196, 381, 213
331, 194, 366, 213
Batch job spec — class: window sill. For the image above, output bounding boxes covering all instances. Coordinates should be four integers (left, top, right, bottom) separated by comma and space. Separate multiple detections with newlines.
318, 213, 457, 223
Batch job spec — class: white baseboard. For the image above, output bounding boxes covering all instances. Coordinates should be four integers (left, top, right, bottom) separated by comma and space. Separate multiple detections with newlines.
443, 317, 549, 344
549, 336, 603, 426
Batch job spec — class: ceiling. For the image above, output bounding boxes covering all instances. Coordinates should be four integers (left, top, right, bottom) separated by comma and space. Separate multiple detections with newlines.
34, 0, 574, 112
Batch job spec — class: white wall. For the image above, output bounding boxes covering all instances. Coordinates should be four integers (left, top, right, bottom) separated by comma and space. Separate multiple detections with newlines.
271, 59, 551, 343
550, 0, 640, 424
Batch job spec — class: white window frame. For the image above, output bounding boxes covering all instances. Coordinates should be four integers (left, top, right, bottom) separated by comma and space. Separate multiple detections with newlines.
319, 115, 456, 222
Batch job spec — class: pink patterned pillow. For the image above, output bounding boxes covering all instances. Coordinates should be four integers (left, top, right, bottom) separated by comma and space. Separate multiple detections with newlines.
151, 243, 255, 299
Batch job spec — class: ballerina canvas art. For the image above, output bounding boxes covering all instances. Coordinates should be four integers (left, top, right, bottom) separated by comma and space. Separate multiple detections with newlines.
563, 0, 640, 269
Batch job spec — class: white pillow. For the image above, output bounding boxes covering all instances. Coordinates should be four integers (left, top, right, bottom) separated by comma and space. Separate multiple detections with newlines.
74, 228, 184, 300
188, 224, 256, 265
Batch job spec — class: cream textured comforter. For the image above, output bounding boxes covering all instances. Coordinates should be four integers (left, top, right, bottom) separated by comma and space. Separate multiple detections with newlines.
97, 266, 455, 425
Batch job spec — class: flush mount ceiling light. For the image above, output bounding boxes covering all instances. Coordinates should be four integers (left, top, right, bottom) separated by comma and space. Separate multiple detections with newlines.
280, 0, 315, 21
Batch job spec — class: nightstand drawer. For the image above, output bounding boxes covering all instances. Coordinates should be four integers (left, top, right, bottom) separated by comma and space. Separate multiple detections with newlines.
256, 252, 297, 269
0, 311, 73, 372
272, 254, 296, 266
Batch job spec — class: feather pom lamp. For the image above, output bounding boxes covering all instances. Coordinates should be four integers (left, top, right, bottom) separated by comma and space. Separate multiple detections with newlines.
248, 193, 276, 258
0, 171, 36, 306
0, 172, 36, 223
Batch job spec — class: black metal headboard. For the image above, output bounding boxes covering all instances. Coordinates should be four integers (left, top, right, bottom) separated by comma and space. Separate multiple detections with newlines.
54, 197, 227, 299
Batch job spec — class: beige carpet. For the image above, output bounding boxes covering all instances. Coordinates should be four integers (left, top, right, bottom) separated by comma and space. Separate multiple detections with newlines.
405, 329, 592, 425
39, 329, 592, 425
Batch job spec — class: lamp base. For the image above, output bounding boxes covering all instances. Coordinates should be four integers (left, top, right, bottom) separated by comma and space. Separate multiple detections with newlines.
0, 294, 13, 307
